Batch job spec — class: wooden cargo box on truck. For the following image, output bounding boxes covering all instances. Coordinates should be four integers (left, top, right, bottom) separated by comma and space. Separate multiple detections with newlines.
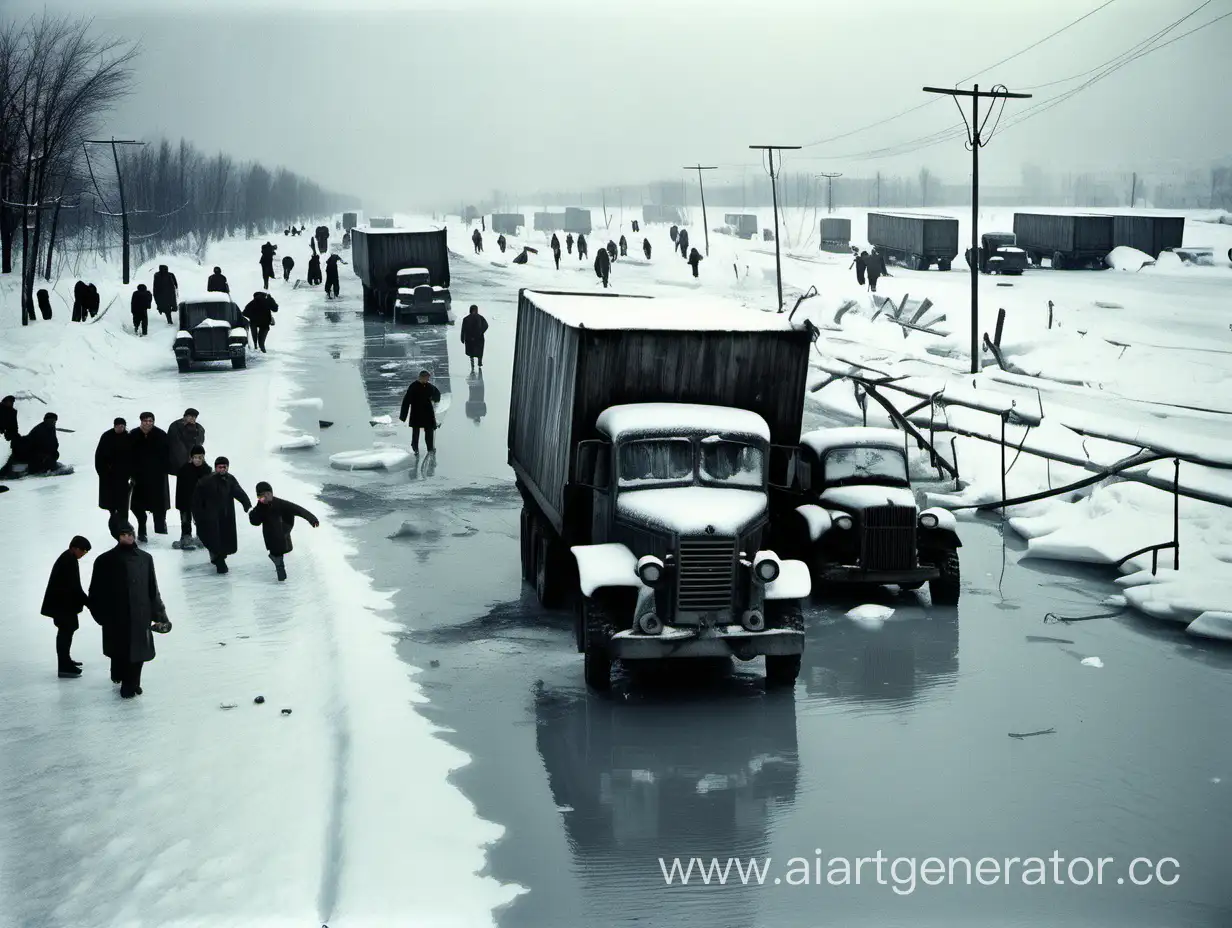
351, 227, 450, 315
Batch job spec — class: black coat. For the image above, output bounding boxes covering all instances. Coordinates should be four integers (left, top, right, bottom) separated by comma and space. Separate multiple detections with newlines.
41, 549, 88, 619
308, 256, 321, 279
400, 380, 440, 429
27, 420, 59, 459
129, 426, 171, 512
175, 460, 209, 511
594, 250, 610, 278
167, 419, 206, 473
249, 497, 319, 555
243, 295, 277, 327
866, 252, 887, 280
37, 289, 52, 317
95, 428, 133, 511
152, 269, 178, 306
191, 472, 251, 555
282, 256, 294, 271
550, 234, 560, 250
325, 256, 344, 281
461, 312, 488, 358
1, 404, 19, 442
86, 286, 100, 313
643, 239, 652, 259
207, 273, 229, 293
89, 544, 167, 664
131, 289, 152, 313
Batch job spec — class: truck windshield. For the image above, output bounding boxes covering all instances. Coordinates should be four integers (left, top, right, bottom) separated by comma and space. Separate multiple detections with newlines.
824, 446, 908, 484
618, 439, 693, 487
700, 440, 763, 488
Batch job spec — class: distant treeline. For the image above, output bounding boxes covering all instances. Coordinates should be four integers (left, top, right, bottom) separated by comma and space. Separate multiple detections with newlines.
0, 14, 351, 324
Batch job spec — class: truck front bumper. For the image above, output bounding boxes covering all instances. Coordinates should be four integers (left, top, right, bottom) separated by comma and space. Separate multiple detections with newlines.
610, 626, 804, 660
816, 565, 939, 584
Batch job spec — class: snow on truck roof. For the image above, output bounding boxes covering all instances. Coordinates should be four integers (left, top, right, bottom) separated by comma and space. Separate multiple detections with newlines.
523, 291, 798, 333
179, 293, 235, 305
801, 427, 908, 457
597, 403, 770, 442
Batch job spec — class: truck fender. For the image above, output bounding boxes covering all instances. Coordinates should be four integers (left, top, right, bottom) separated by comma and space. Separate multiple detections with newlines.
570, 543, 649, 598
794, 504, 831, 542
764, 559, 812, 601
919, 507, 957, 532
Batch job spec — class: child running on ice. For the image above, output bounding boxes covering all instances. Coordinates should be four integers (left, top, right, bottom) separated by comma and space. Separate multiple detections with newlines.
248, 481, 320, 581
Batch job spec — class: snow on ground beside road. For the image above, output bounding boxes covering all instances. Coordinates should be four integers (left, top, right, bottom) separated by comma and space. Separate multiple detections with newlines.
0, 237, 521, 925
433, 206, 1232, 631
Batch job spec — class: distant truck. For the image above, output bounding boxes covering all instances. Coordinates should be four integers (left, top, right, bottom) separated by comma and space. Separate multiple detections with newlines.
965, 232, 1027, 275
368, 217, 394, 229
722, 213, 758, 239
351, 226, 450, 320
491, 213, 525, 235
1012, 213, 1113, 269
534, 211, 566, 232
819, 217, 852, 253
509, 289, 815, 690
866, 212, 958, 270
564, 207, 593, 234
342, 211, 358, 231
1112, 215, 1184, 259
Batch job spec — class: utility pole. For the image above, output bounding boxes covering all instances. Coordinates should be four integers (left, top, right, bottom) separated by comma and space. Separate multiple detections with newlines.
922, 84, 1030, 374
1130, 171, 1137, 208
750, 144, 800, 312
816, 172, 842, 213
684, 164, 717, 255
85, 137, 146, 284
876, 171, 881, 208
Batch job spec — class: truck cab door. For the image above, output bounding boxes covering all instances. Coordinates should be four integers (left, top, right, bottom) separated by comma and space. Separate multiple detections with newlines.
574, 440, 612, 544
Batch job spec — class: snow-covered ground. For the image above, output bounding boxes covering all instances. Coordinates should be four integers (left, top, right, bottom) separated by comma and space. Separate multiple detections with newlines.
0, 238, 522, 925
439, 204, 1232, 636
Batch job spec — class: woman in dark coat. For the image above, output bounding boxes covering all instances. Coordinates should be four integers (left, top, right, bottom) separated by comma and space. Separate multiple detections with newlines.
249, 481, 319, 581
36, 288, 52, 320
460, 305, 489, 371
88, 524, 168, 697
307, 253, 322, 286
95, 418, 133, 536
129, 413, 171, 539
86, 284, 100, 317
191, 456, 251, 573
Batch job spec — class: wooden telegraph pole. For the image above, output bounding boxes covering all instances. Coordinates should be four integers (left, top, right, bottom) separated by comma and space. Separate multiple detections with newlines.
921, 84, 1030, 374
684, 164, 717, 256
85, 137, 146, 284
749, 144, 800, 312
816, 172, 842, 213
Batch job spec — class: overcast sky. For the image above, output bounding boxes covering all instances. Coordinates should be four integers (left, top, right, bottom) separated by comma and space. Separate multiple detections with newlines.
7, 0, 1231, 209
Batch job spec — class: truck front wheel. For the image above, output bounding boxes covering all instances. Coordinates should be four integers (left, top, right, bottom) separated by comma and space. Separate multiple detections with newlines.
176, 357, 190, 373
929, 549, 961, 605
231, 353, 247, 369
765, 654, 801, 688
582, 597, 612, 690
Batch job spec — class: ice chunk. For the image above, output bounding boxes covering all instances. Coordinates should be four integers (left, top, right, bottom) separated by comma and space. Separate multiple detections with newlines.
369, 414, 393, 425
277, 435, 319, 451
1080, 656, 1104, 668
328, 448, 412, 470
285, 397, 324, 409
1185, 611, 1232, 642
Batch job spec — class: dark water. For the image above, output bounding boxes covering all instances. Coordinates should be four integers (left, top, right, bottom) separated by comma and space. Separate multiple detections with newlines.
283, 264, 1232, 928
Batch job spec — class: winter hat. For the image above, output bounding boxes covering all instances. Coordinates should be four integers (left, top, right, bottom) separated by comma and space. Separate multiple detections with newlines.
214, 456, 229, 466
70, 535, 91, 552
190, 444, 205, 456
255, 481, 272, 494
43, 412, 57, 422
114, 417, 126, 426
184, 407, 199, 418
115, 521, 135, 535
213, 267, 221, 274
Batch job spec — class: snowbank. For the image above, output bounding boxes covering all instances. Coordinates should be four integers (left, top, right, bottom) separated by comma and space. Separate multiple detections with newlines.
1106, 246, 1155, 271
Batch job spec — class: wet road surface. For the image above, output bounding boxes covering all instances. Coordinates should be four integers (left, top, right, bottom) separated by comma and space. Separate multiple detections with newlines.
282, 260, 1232, 928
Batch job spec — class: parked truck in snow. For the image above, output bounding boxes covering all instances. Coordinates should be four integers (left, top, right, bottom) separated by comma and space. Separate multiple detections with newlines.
964, 232, 1027, 275
866, 212, 959, 270
1111, 215, 1184, 259
1012, 213, 1113, 269
174, 293, 249, 372
508, 289, 816, 690
351, 226, 450, 320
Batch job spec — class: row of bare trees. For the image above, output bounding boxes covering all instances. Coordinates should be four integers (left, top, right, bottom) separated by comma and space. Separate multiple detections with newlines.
1, 14, 351, 326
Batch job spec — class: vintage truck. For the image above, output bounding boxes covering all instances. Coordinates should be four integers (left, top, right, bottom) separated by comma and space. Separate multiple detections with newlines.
509, 289, 816, 689
965, 232, 1027, 275
722, 213, 758, 239
393, 266, 453, 325
785, 427, 961, 605
866, 212, 959, 270
351, 226, 450, 320
1013, 212, 1113, 269
173, 293, 249, 372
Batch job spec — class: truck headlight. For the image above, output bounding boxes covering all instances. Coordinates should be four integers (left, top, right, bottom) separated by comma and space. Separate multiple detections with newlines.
833, 514, 853, 530
919, 512, 939, 528
752, 551, 780, 583
637, 555, 664, 586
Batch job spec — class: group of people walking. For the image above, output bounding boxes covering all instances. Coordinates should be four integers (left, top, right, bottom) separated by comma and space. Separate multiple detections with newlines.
851, 246, 888, 292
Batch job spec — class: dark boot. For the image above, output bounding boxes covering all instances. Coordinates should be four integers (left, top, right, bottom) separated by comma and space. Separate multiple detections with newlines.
216, 557, 229, 574
272, 554, 287, 582
58, 666, 81, 678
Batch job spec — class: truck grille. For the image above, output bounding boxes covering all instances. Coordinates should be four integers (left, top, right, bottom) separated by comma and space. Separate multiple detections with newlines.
677, 538, 736, 611
195, 329, 228, 353
861, 505, 917, 571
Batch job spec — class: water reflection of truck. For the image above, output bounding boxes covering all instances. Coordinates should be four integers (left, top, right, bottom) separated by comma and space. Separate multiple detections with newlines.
351, 226, 451, 320
534, 683, 798, 917
508, 290, 815, 690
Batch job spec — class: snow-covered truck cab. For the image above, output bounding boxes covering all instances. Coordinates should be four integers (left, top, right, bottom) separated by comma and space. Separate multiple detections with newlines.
173, 293, 249, 373
792, 427, 961, 605
571, 402, 810, 689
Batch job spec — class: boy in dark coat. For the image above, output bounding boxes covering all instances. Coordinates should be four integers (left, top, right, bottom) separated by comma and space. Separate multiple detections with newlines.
167, 408, 205, 473
399, 370, 441, 454
89, 523, 169, 698
25, 412, 61, 473
688, 247, 703, 278
95, 418, 132, 536
152, 265, 178, 323
248, 481, 319, 581
191, 456, 251, 573
41, 536, 92, 677
460, 304, 489, 371
324, 254, 345, 299
131, 284, 152, 336
207, 267, 229, 293
174, 445, 209, 549
307, 253, 322, 285
129, 412, 170, 541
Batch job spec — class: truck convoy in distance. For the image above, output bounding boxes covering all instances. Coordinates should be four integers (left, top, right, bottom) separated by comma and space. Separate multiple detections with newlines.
866, 212, 959, 270
508, 289, 816, 690
965, 232, 1027, 275
564, 207, 593, 235
351, 226, 452, 322
491, 213, 525, 236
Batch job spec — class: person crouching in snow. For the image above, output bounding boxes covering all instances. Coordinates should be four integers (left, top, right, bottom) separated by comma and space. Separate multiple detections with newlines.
248, 481, 319, 581
191, 455, 252, 574
174, 445, 209, 549
41, 535, 92, 678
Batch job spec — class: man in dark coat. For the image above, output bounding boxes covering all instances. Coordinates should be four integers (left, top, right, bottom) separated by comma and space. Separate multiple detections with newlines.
42, 535, 92, 677
678, 228, 690, 259
248, 481, 319, 581
606, 240, 618, 263
565, 233, 573, 254
472, 228, 483, 254
643, 238, 652, 260
324, 254, 345, 299
552, 242, 561, 269
167, 408, 206, 473
460, 304, 489, 372
191, 455, 252, 573
174, 444, 208, 548
72, 280, 88, 322
866, 248, 886, 292
259, 242, 277, 290
688, 247, 703, 278
669, 225, 679, 244
316, 225, 329, 254
852, 248, 867, 286
594, 248, 611, 288
130, 284, 152, 336
26, 412, 61, 473
550, 233, 560, 253
497, 234, 507, 253
95, 417, 133, 537
399, 369, 441, 454
152, 265, 178, 324
307, 253, 322, 286
632, 220, 640, 233
281, 254, 294, 281
619, 235, 628, 257
37, 288, 52, 320
243, 292, 278, 352
577, 233, 588, 259
207, 267, 229, 293
1, 395, 19, 443
86, 284, 100, 318
129, 411, 171, 541
88, 522, 169, 698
